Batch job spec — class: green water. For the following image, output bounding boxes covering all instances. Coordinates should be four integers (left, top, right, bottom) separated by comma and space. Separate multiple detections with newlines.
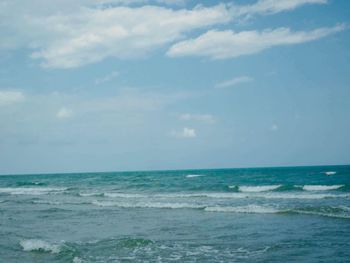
0, 165, 349, 262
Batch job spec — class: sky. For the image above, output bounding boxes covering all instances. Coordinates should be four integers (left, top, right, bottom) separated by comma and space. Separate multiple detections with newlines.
0, 0, 349, 174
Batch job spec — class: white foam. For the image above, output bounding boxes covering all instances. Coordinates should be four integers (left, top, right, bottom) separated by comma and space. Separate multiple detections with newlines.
20, 239, 60, 253
0, 187, 67, 195
186, 174, 206, 178
324, 171, 337, 176
104, 193, 145, 198
205, 205, 278, 214
338, 205, 350, 212
101, 191, 348, 200
238, 185, 282, 192
92, 200, 204, 209
302, 185, 344, 191
79, 192, 102, 197
73, 257, 83, 263
260, 193, 348, 199
293, 210, 350, 219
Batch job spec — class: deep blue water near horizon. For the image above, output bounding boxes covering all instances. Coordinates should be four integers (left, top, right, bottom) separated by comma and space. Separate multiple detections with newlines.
0, 165, 349, 262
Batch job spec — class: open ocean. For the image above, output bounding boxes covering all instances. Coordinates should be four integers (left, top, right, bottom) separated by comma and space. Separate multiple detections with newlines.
0, 165, 349, 262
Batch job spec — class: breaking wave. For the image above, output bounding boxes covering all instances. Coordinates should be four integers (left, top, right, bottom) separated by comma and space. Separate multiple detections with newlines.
302, 185, 344, 191
204, 205, 278, 214
186, 174, 206, 178
0, 187, 67, 195
20, 239, 61, 254
238, 185, 282, 192
324, 171, 337, 176
92, 200, 204, 209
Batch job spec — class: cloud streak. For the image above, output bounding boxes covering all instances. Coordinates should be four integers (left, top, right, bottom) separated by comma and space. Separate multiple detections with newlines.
0, 0, 331, 68
232, 0, 328, 16
215, 76, 253, 89
179, 113, 215, 123
171, 127, 196, 138
0, 90, 25, 106
167, 24, 345, 59
56, 107, 73, 119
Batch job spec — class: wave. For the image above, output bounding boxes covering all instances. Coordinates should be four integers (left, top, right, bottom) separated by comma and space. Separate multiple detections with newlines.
73, 257, 83, 263
205, 205, 278, 214
0, 187, 67, 195
91, 201, 350, 219
302, 185, 344, 191
228, 184, 345, 193
78, 192, 104, 197
95, 191, 348, 200
186, 174, 206, 178
92, 200, 204, 209
291, 210, 350, 219
324, 171, 337, 176
31, 200, 62, 205
104, 193, 145, 198
283, 206, 350, 219
20, 239, 61, 254
258, 193, 348, 199
237, 185, 282, 192
16, 181, 46, 186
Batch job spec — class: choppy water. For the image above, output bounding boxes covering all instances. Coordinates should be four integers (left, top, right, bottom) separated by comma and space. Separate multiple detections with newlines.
1, 165, 349, 262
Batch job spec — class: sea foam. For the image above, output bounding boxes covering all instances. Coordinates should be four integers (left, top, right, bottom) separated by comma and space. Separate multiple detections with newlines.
324, 171, 337, 176
92, 200, 204, 209
186, 174, 206, 178
302, 185, 344, 191
204, 205, 278, 214
104, 193, 145, 198
20, 239, 61, 253
0, 187, 67, 195
238, 185, 282, 192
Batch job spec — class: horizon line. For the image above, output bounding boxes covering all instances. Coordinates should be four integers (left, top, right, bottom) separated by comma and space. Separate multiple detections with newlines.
1, 163, 349, 177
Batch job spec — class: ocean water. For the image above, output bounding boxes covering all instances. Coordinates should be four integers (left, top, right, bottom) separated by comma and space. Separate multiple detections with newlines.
0, 165, 349, 262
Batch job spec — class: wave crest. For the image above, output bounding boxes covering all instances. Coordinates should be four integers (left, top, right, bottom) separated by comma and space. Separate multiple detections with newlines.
20, 239, 61, 253
302, 185, 344, 191
186, 174, 206, 178
238, 185, 282, 192
0, 187, 67, 195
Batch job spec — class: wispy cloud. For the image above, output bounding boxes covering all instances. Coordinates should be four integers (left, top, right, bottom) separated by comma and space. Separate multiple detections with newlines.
0, 0, 330, 68
95, 71, 119, 85
179, 113, 215, 123
167, 24, 345, 59
26, 4, 232, 68
0, 90, 25, 106
232, 0, 328, 17
215, 76, 253, 89
56, 107, 73, 119
171, 127, 196, 138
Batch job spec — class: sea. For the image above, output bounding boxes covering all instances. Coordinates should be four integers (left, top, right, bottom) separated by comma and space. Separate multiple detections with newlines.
0, 165, 349, 262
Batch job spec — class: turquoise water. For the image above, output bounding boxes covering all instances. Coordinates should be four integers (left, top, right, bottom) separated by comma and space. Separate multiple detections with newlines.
0, 165, 349, 262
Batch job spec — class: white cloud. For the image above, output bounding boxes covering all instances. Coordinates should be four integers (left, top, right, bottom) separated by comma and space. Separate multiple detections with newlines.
56, 107, 73, 119
0, 0, 330, 68
215, 76, 253, 89
167, 24, 345, 59
95, 71, 119, 85
233, 0, 327, 17
0, 90, 25, 106
171, 127, 196, 138
179, 113, 215, 123
5, 4, 231, 68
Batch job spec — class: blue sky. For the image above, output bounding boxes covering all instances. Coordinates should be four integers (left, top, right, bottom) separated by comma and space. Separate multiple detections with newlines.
0, 0, 349, 174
